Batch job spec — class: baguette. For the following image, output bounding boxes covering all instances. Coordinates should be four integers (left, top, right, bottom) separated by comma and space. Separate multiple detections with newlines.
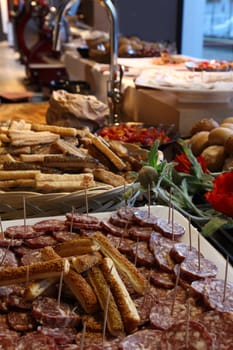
41, 246, 99, 313
54, 238, 100, 257
93, 232, 147, 295
0, 170, 40, 180
0, 179, 35, 189
0, 258, 70, 286
88, 265, 124, 336
101, 257, 140, 333
9, 130, 59, 146
87, 133, 126, 171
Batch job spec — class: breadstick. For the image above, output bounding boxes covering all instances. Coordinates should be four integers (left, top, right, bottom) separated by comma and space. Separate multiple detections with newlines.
93, 232, 147, 295
0, 258, 70, 286
54, 238, 100, 258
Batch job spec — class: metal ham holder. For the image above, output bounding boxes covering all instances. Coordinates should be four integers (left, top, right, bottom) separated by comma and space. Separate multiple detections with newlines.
53, 0, 122, 125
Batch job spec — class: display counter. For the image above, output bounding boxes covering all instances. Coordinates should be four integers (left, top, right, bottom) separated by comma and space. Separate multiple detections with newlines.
63, 51, 233, 137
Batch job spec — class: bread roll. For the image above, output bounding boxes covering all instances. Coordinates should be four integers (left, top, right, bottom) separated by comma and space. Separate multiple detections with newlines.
221, 117, 233, 124
189, 131, 209, 156
201, 145, 225, 172
224, 135, 233, 155
190, 118, 219, 135
220, 123, 233, 130
208, 127, 233, 145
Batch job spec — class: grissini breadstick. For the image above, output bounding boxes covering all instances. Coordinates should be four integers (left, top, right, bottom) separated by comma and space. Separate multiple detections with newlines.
24, 278, 58, 300
41, 246, 99, 314
101, 257, 140, 333
54, 237, 100, 257
87, 265, 124, 336
93, 232, 147, 295
71, 252, 103, 273
0, 258, 70, 286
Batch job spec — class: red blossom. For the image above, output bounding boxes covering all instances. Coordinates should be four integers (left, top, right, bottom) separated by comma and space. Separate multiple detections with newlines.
174, 153, 208, 174
205, 170, 233, 218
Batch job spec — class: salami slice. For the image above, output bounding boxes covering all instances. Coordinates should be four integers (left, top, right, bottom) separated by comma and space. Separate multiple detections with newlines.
4, 225, 42, 239
117, 207, 139, 223
16, 331, 58, 350
196, 310, 233, 350
160, 320, 214, 350
101, 220, 129, 238
154, 218, 185, 239
38, 326, 77, 345
0, 232, 22, 248
52, 231, 78, 243
131, 241, 156, 267
33, 219, 66, 232
128, 226, 153, 241
20, 249, 43, 265
109, 212, 130, 228
170, 242, 204, 263
119, 329, 163, 350
32, 297, 80, 328
0, 248, 18, 269
106, 234, 133, 256
150, 269, 175, 289
133, 209, 158, 227
0, 337, 17, 350
7, 311, 37, 332
191, 278, 233, 312
180, 255, 218, 281
24, 234, 57, 249
66, 213, 100, 225
153, 245, 175, 272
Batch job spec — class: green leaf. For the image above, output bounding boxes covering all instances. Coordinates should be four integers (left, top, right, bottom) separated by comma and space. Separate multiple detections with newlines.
201, 217, 229, 237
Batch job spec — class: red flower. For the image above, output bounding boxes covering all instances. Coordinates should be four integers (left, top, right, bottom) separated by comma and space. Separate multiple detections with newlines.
174, 153, 208, 174
205, 170, 233, 218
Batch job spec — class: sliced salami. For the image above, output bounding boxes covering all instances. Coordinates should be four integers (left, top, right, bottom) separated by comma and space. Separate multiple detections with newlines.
52, 231, 78, 243
196, 310, 233, 350
0, 232, 22, 248
4, 225, 42, 239
66, 213, 100, 225
131, 241, 156, 267
150, 269, 175, 289
153, 245, 175, 273
154, 218, 185, 239
109, 212, 130, 228
0, 337, 17, 350
170, 242, 204, 263
117, 207, 139, 223
160, 320, 214, 350
38, 326, 77, 345
20, 249, 43, 265
101, 220, 129, 238
133, 209, 158, 227
180, 255, 218, 281
0, 248, 18, 269
16, 331, 58, 350
7, 311, 37, 332
119, 329, 163, 350
149, 231, 174, 251
24, 234, 57, 249
106, 234, 133, 256
191, 278, 233, 312
32, 297, 80, 328
128, 226, 153, 241
33, 219, 66, 232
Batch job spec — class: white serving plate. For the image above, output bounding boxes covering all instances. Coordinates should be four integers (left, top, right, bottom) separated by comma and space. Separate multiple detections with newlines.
2, 205, 232, 282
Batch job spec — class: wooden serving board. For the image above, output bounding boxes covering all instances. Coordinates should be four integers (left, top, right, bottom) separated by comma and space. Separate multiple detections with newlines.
0, 101, 48, 124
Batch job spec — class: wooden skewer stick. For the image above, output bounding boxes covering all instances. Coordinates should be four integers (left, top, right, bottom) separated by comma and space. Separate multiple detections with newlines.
57, 268, 64, 308
80, 321, 86, 350
223, 255, 229, 303
84, 187, 89, 216
23, 196, 27, 231
0, 217, 3, 239
171, 265, 180, 316
147, 184, 151, 217
172, 203, 174, 241
168, 188, 172, 223
134, 236, 139, 267
197, 233, 201, 271
70, 206, 75, 233
0, 236, 13, 266
185, 299, 190, 349
102, 285, 111, 346
188, 216, 192, 251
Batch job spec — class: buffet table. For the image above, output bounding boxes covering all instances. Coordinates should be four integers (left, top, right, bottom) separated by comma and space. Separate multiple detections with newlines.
63, 51, 233, 137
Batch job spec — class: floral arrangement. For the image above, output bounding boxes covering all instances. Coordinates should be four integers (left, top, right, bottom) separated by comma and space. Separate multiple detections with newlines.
133, 139, 233, 237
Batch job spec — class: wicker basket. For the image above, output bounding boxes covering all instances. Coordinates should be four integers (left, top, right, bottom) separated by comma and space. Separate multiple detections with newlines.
0, 183, 139, 220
